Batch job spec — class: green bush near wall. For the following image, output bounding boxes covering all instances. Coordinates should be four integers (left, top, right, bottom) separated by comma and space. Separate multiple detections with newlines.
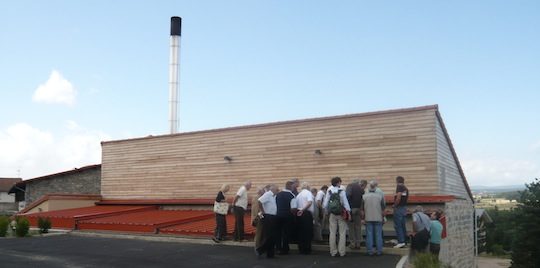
38, 217, 52, 234
15, 217, 30, 237
0, 216, 9, 237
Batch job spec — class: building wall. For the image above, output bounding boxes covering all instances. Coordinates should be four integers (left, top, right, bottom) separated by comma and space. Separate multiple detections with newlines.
102, 107, 439, 200
0, 192, 15, 203
440, 199, 475, 268
0, 202, 18, 213
25, 168, 101, 205
436, 117, 470, 199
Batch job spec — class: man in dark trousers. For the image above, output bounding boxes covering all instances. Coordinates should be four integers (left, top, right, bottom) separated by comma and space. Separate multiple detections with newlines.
275, 180, 297, 255
393, 176, 409, 248
232, 181, 252, 242
346, 179, 367, 249
256, 184, 279, 258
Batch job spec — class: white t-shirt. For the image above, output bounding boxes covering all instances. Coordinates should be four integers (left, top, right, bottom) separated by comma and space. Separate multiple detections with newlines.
315, 190, 325, 202
296, 189, 315, 213
258, 191, 277, 215
235, 185, 248, 209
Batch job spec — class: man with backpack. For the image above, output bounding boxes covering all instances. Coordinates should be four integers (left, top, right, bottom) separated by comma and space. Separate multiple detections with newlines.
323, 176, 351, 257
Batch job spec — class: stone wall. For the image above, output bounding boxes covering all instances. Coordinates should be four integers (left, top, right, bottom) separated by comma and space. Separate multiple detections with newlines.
25, 167, 101, 205
0, 202, 18, 214
440, 198, 475, 268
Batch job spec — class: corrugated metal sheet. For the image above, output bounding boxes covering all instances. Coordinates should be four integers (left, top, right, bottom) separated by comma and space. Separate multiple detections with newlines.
160, 214, 256, 237
23, 205, 156, 229
77, 210, 214, 233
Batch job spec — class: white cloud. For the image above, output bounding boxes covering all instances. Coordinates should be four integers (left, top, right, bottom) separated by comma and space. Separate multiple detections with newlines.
32, 70, 76, 106
531, 140, 540, 152
0, 122, 110, 179
462, 157, 539, 187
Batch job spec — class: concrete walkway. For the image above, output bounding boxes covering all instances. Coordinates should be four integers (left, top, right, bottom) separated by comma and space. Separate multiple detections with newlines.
0, 233, 403, 268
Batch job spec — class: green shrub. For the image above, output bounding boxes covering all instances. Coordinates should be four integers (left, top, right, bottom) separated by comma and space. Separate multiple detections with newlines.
491, 244, 506, 256
37, 217, 52, 234
0, 216, 9, 237
15, 217, 30, 237
413, 253, 442, 268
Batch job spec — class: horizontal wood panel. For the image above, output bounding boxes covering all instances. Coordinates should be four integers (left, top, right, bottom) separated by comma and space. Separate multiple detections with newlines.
102, 108, 442, 200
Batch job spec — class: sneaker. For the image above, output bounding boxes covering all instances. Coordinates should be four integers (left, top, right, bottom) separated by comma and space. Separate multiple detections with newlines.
393, 243, 406, 248
212, 237, 220, 243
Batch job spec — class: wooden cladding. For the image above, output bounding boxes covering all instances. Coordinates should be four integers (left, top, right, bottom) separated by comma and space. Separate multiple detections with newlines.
102, 106, 442, 200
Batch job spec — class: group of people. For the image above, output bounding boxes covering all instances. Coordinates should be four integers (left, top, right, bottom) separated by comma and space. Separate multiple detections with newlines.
212, 175, 444, 259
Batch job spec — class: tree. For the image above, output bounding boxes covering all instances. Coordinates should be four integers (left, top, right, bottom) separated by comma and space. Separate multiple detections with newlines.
511, 178, 540, 268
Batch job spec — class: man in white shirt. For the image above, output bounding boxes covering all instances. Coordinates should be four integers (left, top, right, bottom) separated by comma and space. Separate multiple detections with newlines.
233, 181, 252, 241
256, 184, 279, 258
296, 181, 315, 254
314, 185, 328, 241
323, 177, 352, 257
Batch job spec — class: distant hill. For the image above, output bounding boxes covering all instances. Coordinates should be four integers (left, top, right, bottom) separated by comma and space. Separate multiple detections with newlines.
471, 184, 526, 194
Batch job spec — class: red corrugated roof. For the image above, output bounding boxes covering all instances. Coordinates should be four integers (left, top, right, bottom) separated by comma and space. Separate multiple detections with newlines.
23, 205, 153, 218
77, 209, 214, 233
23, 205, 156, 229
160, 214, 256, 237
17, 193, 459, 237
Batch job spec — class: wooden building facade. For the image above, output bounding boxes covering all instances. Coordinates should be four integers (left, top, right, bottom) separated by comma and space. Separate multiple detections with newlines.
101, 105, 472, 202
99, 104, 475, 267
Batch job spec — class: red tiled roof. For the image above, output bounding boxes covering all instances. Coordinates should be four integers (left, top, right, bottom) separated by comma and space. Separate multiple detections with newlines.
22, 164, 101, 184
0, 177, 22, 192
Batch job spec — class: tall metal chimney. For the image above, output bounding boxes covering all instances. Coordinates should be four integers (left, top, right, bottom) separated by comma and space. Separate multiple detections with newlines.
169, 16, 181, 134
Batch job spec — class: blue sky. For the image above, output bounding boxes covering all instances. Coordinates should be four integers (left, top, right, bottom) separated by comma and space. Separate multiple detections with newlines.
1, 1, 539, 186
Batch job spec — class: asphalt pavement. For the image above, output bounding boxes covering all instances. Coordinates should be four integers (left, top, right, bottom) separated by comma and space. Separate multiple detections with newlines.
0, 234, 402, 268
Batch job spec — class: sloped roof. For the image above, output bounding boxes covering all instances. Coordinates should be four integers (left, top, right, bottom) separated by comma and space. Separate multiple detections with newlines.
476, 208, 493, 223
0, 177, 22, 192
22, 164, 101, 184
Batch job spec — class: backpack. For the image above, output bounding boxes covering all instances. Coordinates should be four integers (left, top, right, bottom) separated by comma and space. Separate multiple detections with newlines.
328, 189, 343, 215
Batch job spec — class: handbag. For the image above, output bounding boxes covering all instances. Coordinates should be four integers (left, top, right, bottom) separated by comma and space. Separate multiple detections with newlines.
213, 201, 229, 215
251, 216, 260, 227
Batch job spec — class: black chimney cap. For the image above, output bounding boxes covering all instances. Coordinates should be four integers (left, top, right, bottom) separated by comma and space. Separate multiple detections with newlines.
170, 16, 182, 36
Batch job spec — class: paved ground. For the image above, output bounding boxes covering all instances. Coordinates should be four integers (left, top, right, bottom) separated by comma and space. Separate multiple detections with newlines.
0, 234, 402, 268
476, 256, 511, 268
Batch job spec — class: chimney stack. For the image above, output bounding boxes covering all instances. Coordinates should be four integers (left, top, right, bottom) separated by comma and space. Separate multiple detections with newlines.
169, 16, 181, 134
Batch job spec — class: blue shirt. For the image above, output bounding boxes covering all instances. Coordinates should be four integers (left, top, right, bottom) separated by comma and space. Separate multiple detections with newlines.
430, 220, 443, 244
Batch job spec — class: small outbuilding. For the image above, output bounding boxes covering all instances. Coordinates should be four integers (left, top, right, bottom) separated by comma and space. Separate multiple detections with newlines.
10, 164, 101, 213
0, 177, 22, 214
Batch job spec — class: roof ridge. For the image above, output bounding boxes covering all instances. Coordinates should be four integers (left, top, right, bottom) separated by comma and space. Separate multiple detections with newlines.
103, 104, 439, 145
